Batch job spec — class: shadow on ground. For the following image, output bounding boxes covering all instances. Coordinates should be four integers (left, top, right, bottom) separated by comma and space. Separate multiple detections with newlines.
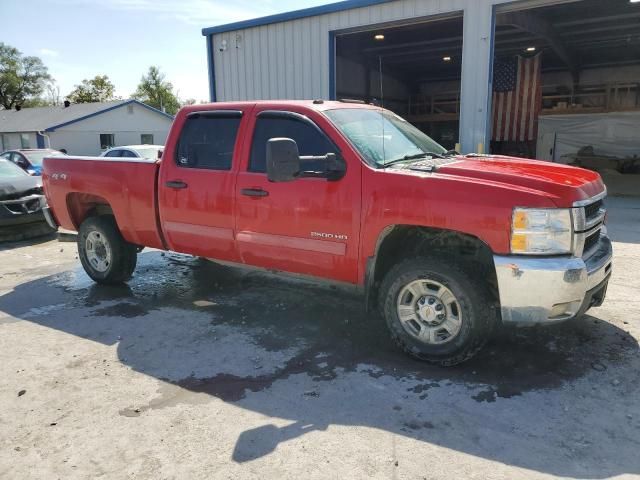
1, 251, 639, 477
0, 222, 56, 247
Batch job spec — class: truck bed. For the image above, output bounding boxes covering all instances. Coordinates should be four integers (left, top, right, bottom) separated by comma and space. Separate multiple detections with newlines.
42, 156, 164, 249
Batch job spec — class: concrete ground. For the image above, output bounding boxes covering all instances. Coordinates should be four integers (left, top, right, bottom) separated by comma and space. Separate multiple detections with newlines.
0, 197, 639, 480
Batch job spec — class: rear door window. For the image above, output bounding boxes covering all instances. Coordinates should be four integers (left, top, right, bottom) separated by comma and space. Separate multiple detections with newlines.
176, 112, 242, 170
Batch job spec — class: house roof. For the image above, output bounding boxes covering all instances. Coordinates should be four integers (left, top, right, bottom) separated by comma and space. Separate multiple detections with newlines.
0, 99, 173, 133
201, 0, 394, 36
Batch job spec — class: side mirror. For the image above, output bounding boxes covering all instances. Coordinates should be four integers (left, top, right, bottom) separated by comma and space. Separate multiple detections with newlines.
267, 138, 300, 183
323, 153, 346, 181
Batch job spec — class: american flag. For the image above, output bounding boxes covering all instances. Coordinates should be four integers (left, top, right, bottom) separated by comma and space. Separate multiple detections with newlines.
491, 54, 542, 142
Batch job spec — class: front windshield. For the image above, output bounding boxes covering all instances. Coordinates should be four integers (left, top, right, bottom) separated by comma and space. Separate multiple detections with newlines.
0, 159, 28, 178
24, 151, 65, 166
324, 108, 447, 167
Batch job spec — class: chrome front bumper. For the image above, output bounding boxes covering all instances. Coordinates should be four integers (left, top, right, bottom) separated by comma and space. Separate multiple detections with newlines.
494, 234, 613, 325
42, 206, 59, 230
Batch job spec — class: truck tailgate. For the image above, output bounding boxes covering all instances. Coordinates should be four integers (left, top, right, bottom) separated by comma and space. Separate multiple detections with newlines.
43, 156, 164, 249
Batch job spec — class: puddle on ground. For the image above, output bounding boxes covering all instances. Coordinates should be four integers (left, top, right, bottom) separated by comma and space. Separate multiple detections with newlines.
2, 250, 638, 405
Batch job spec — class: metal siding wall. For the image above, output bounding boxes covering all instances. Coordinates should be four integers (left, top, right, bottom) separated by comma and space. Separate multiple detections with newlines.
459, 0, 495, 153
209, 0, 539, 150
212, 0, 483, 101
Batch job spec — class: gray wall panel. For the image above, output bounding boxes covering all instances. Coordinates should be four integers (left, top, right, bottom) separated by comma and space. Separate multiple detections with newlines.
208, 0, 569, 151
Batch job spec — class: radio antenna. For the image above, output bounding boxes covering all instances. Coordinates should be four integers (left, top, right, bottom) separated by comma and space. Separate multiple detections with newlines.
379, 55, 386, 164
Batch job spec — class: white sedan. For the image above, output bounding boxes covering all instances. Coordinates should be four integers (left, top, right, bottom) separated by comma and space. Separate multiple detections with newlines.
101, 145, 163, 160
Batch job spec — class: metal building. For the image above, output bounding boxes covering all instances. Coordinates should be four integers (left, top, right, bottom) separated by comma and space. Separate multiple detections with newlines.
202, 0, 640, 155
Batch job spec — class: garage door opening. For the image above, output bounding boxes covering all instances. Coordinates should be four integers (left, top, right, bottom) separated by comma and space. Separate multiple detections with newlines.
490, 0, 640, 185
334, 15, 463, 151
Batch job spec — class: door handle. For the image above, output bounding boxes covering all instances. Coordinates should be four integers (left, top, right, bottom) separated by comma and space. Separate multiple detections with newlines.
241, 188, 269, 197
166, 180, 188, 189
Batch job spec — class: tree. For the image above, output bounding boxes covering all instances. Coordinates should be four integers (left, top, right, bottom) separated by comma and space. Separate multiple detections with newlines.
67, 75, 115, 103
46, 82, 61, 106
22, 97, 51, 108
182, 98, 196, 106
132, 66, 180, 115
22, 81, 61, 108
0, 43, 51, 109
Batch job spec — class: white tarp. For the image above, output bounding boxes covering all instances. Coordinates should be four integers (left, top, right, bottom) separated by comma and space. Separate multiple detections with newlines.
536, 111, 640, 163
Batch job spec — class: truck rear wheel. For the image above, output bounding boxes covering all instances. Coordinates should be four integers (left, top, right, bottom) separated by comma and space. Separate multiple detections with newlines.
379, 257, 496, 366
78, 216, 137, 284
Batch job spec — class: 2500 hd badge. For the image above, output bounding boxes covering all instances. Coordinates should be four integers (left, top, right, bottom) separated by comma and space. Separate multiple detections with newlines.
311, 232, 349, 241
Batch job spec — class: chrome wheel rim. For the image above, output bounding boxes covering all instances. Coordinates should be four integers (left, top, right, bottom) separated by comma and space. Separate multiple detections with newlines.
396, 279, 463, 345
85, 231, 112, 273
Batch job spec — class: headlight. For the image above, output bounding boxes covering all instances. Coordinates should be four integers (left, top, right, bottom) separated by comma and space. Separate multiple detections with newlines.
511, 208, 573, 255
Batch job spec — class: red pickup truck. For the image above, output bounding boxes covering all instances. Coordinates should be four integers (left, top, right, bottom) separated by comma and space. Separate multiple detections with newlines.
42, 101, 612, 365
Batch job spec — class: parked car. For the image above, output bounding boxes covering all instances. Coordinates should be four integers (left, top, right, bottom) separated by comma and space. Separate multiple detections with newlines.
42, 101, 612, 366
0, 149, 66, 176
101, 145, 164, 160
0, 158, 48, 227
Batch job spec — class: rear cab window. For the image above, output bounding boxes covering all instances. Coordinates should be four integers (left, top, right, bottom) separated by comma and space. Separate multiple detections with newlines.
249, 112, 339, 173
176, 111, 242, 170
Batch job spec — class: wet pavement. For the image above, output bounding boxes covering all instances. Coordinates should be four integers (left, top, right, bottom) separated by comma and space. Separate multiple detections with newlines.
1, 196, 639, 479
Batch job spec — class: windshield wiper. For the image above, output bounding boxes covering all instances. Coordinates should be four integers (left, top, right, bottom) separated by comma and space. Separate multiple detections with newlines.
382, 152, 445, 168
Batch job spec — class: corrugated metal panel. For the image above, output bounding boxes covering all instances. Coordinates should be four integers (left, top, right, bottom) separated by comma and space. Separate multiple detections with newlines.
210, 0, 492, 102
207, 0, 567, 151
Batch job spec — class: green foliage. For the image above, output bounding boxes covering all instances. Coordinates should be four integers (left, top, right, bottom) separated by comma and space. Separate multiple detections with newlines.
22, 82, 61, 107
132, 66, 180, 115
67, 75, 116, 103
0, 42, 51, 109
22, 97, 52, 108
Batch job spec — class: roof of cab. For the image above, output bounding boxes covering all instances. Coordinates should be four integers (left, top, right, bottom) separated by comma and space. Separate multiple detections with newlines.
181, 100, 382, 113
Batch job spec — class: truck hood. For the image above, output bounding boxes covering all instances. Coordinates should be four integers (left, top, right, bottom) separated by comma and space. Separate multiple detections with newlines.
0, 176, 42, 201
428, 155, 604, 206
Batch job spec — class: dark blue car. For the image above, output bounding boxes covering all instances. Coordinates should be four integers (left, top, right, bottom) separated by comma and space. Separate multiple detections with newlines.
0, 149, 66, 176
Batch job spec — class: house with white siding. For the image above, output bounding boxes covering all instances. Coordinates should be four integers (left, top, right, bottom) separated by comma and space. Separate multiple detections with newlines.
0, 99, 173, 156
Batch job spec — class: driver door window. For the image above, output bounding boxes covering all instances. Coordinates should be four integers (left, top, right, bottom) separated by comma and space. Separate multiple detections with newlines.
248, 117, 338, 173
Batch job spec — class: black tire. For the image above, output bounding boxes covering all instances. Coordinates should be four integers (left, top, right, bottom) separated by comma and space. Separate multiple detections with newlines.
78, 216, 137, 285
379, 257, 496, 366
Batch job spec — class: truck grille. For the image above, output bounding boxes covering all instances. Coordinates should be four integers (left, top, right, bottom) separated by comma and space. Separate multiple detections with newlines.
584, 199, 603, 222
583, 230, 601, 254
0, 186, 43, 201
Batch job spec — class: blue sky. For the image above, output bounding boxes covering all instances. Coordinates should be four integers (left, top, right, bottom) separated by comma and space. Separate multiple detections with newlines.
0, 0, 329, 102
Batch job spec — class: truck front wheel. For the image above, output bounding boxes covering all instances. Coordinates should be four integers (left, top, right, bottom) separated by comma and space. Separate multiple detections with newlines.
78, 216, 137, 284
379, 257, 496, 366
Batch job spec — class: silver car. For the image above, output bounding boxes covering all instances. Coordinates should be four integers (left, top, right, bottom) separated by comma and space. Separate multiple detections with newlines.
100, 145, 164, 160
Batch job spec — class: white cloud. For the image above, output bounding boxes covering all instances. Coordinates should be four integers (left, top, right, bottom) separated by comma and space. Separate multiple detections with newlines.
57, 0, 275, 26
39, 48, 60, 57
